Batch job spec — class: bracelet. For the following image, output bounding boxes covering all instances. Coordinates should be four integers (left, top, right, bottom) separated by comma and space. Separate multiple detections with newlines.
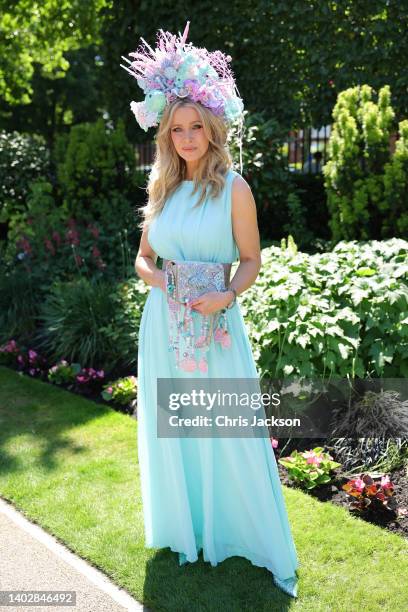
223, 287, 237, 310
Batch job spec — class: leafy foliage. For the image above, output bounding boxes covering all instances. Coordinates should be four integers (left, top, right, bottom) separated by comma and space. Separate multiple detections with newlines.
331, 438, 408, 474
330, 389, 408, 439
0, 264, 42, 345
34, 276, 148, 375
0, 131, 50, 226
278, 446, 341, 490
101, 375, 137, 406
105, 1, 408, 140
383, 119, 408, 236
229, 111, 303, 242
0, 0, 110, 105
56, 117, 144, 222
241, 236, 408, 378
342, 473, 396, 513
4, 183, 136, 287
2, 119, 146, 288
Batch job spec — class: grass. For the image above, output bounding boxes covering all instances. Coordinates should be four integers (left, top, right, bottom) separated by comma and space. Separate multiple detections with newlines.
0, 365, 407, 611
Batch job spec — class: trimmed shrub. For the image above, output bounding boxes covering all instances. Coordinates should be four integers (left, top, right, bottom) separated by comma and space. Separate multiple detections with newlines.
323, 84, 405, 241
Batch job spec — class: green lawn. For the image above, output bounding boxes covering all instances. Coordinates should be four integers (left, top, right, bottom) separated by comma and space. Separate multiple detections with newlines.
0, 365, 407, 611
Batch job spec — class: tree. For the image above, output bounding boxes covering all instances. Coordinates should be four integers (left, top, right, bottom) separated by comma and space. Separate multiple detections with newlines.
0, 0, 110, 105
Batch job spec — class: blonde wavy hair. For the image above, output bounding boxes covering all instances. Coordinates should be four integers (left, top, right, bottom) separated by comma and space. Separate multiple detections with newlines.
138, 98, 232, 231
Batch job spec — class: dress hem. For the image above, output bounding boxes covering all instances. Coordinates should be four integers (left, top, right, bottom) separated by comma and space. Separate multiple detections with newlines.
144, 542, 300, 598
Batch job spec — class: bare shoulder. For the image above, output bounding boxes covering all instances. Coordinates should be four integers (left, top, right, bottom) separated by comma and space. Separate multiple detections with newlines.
231, 172, 256, 214
231, 172, 252, 195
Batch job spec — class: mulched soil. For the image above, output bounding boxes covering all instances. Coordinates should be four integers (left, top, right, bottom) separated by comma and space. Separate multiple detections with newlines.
277, 457, 408, 539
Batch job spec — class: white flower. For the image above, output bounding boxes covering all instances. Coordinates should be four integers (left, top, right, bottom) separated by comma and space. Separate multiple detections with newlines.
130, 101, 159, 131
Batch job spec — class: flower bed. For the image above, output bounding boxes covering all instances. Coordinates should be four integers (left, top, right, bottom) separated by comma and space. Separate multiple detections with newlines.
275, 445, 408, 538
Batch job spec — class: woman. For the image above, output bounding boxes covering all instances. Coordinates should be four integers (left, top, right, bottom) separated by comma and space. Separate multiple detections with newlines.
121, 22, 300, 598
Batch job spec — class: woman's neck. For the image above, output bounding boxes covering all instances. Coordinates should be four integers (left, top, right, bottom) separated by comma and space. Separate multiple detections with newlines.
184, 161, 199, 181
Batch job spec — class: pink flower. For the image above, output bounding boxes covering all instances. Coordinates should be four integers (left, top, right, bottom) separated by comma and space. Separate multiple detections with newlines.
52, 231, 61, 245
66, 229, 80, 246
270, 437, 279, 449
381, 475, 393, 490
17, 237, 32, 254
92, 245, 101, 258
353, 478, 365, 493
44, 239, 55, 255
0, 339, 18, 353
302, 450, 323, 465
88, 225, 99, 239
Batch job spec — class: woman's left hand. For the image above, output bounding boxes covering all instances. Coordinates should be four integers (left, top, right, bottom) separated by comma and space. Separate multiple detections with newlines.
188, 291, 233, 316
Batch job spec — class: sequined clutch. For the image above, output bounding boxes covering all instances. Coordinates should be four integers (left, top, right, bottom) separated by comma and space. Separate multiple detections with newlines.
164, 259, 233, 373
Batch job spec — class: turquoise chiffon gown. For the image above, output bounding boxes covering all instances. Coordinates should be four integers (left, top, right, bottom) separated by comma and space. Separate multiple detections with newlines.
137, 167, 300, 598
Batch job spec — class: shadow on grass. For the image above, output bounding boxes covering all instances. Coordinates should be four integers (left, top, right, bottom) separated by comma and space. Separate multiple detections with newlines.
142, 547, 294, 610
0, 366, 113, 475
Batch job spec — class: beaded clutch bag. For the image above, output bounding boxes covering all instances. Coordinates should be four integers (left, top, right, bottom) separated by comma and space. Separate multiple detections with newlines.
164, 259, 232, 373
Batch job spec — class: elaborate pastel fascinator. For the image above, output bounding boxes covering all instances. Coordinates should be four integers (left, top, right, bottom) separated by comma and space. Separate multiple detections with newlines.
120, 21, 245, 170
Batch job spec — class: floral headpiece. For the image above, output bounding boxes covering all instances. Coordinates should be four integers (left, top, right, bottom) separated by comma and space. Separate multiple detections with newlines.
120, 21, 244, 133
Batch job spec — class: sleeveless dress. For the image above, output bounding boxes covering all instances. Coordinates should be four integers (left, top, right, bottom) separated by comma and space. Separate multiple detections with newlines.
137, 168, 300, 598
